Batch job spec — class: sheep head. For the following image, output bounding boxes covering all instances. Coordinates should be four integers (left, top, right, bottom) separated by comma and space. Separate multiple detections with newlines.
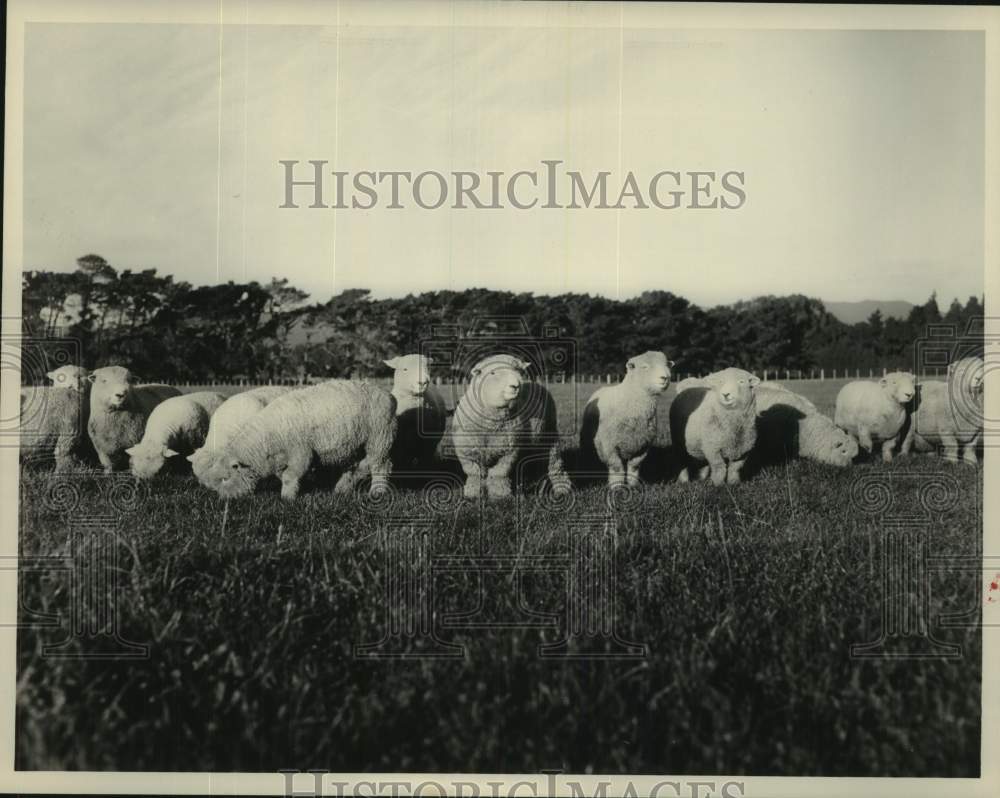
88, 365, 138, 410
467, 354, 530, 412
879, 371, 915, 405
195, 450, 259, 497
125, 443, 179, 480
821, 425, 859, 466
47, 365, 90, 392
385, 354, 432, 397
705, 367, 759, 410
624, 351, 673, 394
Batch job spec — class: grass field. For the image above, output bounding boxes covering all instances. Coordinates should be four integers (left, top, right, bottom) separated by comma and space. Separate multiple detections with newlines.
15, 380, 983, 775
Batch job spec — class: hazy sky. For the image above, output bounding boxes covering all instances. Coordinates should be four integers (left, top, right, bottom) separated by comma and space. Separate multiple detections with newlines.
23, 23, 984, 308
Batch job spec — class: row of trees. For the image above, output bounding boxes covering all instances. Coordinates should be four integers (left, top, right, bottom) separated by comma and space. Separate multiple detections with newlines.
20, 254, 985, 383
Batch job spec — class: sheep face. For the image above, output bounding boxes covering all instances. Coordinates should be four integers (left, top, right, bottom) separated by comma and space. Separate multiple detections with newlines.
467, 354, 529, 412
89, 366, 136, 410
385, 354, 431, 397
825, 428, 860, 466
625, 351, 673, 394
195, 451, 259, 497
880, 372, 916, 404
47, 365, 90, 391
126, 443, 179, 479
949, 356, 985, 396
706, 367, 759, 409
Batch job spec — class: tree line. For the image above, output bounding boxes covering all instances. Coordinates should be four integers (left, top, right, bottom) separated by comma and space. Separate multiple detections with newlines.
20, 254, 985, 383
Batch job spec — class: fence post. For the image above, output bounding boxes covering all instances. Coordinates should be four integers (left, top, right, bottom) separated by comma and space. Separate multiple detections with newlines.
883, 367, 887, 377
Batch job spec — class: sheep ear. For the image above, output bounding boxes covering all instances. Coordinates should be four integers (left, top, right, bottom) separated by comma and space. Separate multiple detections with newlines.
124, 446, 137, 456
383, 358, 398, 369
185, 453, 197, 463
879, 377, 888, 387
46, 370, 58, 381
163, 448, 179, 458
626, 359, 636, 371
86, 372, 97, 383
749, 374, 760, 387
518, 358, 531, 372
667, 360, 676, 368
470, 366, 482, 377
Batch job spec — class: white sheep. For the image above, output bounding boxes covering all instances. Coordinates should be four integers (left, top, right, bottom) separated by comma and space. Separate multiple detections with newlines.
901, 356, 984, 465
187, 385, 295, 484
669, 367, 760, 485
19, 366, 94, 470
834, 372, 915, 462
753, 383, 859, 467
384, 354, 448, 469
451, 354, 570, 499
195, 380, 397, 501
579, 351, 672, 486
87, 366, 182, 472
125, 391, 227, 479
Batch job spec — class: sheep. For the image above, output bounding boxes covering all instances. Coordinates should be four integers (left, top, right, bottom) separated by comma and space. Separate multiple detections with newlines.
451, 354, 570, 499
669, 367, 760, 485
751, 383, 859, 468
187, 385, 295, 484
384, 354, 448, 469
19, 366, 94, 470
125, 391, 227, 479
900, 356, 984, 465
833, 372, 915, 462
579, 351, 672, 486
195, 380, 397, 501
86, 366, 182, 472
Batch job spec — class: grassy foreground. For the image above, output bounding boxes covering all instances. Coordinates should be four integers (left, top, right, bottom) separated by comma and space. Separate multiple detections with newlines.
15, 380, 982, 775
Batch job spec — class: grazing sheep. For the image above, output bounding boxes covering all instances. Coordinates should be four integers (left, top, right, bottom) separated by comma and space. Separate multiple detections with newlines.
195, 380, 397, 501
669, 367, 760, 485
901, 356, 984, 465
752, 383, 859, 467
87, 366, 182, 472
579, 351, 672, 486
834, 372, 915, 462
384, 354, 448, 469
126, 391, 227, 479
188, 386, 295, 484
451, 354, 570, 499
19, 366, 94, 470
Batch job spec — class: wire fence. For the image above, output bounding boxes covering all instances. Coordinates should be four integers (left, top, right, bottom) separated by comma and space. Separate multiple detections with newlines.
148, 366, 950, 389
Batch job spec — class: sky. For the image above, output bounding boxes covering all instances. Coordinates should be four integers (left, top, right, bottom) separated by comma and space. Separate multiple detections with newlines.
22, 22, 985, 308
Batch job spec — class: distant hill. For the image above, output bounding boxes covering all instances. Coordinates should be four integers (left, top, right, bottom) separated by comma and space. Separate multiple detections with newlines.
823, 299, 914, 325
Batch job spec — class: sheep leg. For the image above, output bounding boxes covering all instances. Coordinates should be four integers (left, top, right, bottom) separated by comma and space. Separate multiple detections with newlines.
96, 449, 116, 473
547, 446, 572, 495
726, 458, 745, 485
881, 438, 897, 463
606, 453, 627, 487
485, 453, 517, 499
856, 428, 873, 456
53, 436, 76, 473
962, 433, 980, 466
696, 464, 711, 481
367, 454, 392, 496
279, 450, 312, 501
707, 453, 727, 486
899, 423, 915, 455
625, 452, 647, 486
940, 433, 960, 463
460, 457, 484, 499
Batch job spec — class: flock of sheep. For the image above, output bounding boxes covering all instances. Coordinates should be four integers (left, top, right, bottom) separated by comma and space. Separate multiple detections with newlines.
20, 350, 985, 501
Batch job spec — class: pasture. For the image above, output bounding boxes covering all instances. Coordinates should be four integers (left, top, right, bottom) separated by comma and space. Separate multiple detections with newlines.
15, 379, 982, 775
